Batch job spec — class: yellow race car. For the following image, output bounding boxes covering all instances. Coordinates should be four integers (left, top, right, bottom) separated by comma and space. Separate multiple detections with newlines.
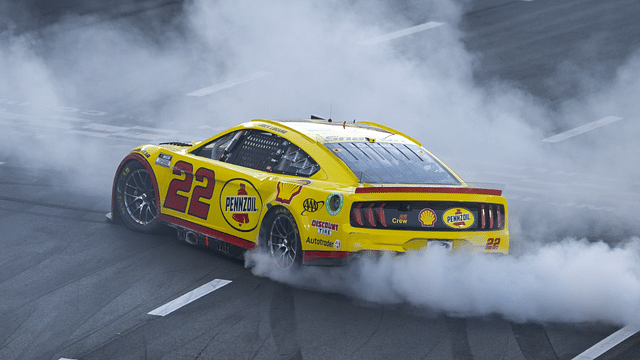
109, 118, 508, 269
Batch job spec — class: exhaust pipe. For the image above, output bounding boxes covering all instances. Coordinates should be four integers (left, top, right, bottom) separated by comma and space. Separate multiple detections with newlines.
185, 231, 198, 245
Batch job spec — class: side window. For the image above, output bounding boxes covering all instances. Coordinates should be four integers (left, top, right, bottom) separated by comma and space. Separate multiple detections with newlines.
193, 129, 320, 177
273, 143, 320, 176
193, 131, 242, 161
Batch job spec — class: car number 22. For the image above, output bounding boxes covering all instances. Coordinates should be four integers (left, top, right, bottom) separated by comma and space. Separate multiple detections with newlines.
164, 160, 215, 220
486, 238, 500, 250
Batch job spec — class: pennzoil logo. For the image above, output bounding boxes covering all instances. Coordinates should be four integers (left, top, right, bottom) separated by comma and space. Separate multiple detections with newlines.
419, 208, 437, 227
443, 208, 474, 229
275, 180, 309, 205
220, 179, 263, 232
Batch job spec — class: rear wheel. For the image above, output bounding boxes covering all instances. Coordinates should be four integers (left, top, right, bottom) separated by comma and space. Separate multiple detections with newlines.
115, 161, 161, 233
265, 208, 301, 270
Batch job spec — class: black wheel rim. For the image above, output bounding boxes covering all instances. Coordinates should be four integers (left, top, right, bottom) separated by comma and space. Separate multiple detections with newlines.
123, 169, 157, 225
268, 214, 298, 269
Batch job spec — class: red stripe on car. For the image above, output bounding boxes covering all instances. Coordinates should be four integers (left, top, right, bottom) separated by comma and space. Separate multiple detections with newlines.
158, 214, 256, 249
303, 251, 353, 262
355, 187, 502, 196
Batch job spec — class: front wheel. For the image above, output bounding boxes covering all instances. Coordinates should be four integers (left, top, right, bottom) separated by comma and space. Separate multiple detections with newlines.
266, 208, 302, 270
115, 160, 161, 233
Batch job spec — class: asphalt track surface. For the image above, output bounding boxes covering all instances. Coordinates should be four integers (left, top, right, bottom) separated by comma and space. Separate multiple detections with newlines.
1, 1, 640, 359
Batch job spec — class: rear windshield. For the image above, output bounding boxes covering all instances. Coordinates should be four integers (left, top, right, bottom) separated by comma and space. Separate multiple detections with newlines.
324, 142, 461, 185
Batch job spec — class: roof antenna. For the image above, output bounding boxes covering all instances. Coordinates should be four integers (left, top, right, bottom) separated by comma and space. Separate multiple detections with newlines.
328, 103, 332, 122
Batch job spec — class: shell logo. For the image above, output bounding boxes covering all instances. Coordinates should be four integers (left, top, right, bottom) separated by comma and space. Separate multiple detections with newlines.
419, 208, 437, 227
275, 181, 304, 205
443, 208, 474, 229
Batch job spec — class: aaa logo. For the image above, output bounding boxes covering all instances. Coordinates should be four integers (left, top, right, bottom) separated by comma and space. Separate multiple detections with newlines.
301, 198, 324, 215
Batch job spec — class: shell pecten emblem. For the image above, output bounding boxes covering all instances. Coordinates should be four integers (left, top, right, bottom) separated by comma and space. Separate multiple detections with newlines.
443, 208, 475, 229
419, 208, 437, 227
275, 181, 305, 205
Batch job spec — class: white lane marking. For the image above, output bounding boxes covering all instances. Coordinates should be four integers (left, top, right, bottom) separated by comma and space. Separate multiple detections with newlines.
0, 162, 5, 166
186, 71, 271, 97
59, 358, 77, 360
148, 279, 232, 317
360, 21, 445, 45
542, 116, 623, 143
572, 324, 640, 360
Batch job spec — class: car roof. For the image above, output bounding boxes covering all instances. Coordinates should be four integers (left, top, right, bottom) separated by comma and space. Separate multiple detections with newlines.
251, 119, 421, 146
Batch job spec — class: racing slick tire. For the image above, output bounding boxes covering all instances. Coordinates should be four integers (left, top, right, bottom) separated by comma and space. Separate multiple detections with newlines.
115, 160, 162, 233
262, 207, 302, 270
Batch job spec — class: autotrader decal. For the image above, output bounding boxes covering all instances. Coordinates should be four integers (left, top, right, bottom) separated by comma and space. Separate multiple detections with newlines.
301, 198, 324, 215
220, 179, 263, 232
306, 237, 334, 248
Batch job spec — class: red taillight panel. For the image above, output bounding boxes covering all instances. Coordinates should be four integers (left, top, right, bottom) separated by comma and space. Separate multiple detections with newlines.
363, 203, 376, 227
489, 205, 494, 229
351, 203, 364, 226
350, 201, 505, 231
375, 203, 387, 228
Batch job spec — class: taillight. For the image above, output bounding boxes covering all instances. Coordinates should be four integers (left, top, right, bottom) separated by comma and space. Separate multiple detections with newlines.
489, 205, 494, 229
350, 201, 504, 230
375, 203, 387, 227
351, 203, 364, 226
351, 202, 388, 228
364, 203, 376, 227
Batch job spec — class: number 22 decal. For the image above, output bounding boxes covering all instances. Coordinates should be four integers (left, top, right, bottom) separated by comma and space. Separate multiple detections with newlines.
486, 238, 500, 250
164, 160, 215, 220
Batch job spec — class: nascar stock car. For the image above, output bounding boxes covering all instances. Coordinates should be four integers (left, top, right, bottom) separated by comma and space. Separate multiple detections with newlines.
108, 118, 509, 269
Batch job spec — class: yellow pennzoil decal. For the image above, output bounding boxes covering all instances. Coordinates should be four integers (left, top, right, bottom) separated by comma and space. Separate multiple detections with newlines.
220, 179, 263, 232
443, 208, 475, 229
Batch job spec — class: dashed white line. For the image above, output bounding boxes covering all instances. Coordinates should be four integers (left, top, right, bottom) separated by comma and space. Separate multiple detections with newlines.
542, 116, 624, 143
186, 72, 271, 97
148, 279, 232, 317
572, 324, 640, 360
360, 21, 445, 45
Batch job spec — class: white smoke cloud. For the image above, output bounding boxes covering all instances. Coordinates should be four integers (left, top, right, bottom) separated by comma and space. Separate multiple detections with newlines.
247, 237, 640, 326
1, 0, 639, 325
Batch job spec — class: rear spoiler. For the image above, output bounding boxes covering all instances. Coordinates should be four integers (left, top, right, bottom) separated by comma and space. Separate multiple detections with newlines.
355, 186, 502, 196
